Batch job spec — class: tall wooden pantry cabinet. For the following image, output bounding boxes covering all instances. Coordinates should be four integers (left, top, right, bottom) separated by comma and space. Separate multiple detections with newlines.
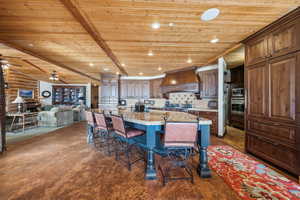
243, 8, 300, 177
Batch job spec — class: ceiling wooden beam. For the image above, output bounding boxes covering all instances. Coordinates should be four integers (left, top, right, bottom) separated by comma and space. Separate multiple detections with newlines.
206, 43, 243, 65
60, 0, 128, 76
0, 40, 101, 82
22, 60, 68, 84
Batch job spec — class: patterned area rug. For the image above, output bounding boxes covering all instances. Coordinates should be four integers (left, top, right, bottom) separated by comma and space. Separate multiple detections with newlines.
208, 145, 300, 200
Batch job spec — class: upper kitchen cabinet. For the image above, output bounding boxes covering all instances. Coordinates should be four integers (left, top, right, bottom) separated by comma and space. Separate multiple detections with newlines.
245, 11, 300, 67
120, 80, 150, 99
270, 19, 300, 58
245, 35, 269, 66
198, 69, 218, 99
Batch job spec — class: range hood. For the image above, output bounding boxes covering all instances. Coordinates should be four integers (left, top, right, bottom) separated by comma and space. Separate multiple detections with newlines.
161, 67, 200, 95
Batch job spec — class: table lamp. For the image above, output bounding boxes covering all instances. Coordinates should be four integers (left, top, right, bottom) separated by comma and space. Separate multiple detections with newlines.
12, 96, 24, 113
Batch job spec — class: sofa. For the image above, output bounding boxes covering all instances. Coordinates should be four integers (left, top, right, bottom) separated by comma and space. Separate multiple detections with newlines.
38, 107, 74, 127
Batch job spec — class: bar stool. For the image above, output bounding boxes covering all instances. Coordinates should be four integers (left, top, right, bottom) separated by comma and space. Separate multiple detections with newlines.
111, 115, 145, 171
85, 111, 96, 145
94, 112, 115, 155
158, 120, 198, 186
85, 110, 104, 149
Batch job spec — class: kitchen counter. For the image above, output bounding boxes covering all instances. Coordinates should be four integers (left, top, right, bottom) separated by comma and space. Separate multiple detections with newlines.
122, 111, 212, 125
148, 107, 218, 112
187, 108, 218, 112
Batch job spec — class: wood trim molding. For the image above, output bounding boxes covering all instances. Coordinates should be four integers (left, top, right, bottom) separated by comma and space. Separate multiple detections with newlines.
22, 60, 68, 84
206, 43, 243, 65
0, 40, 101, 82
242, 6, 300, 43
60, 0, 128, 76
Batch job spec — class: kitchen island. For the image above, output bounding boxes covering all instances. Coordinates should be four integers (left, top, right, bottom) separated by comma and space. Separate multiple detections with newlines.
114, 110, 212, 180
149, 107, 219, 136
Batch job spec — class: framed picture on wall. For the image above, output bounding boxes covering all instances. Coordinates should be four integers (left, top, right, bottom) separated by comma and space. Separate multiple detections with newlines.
18, 89, 34, 99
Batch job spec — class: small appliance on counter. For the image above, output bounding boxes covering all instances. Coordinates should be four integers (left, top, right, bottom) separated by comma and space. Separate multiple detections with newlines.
135, 102, 145, 112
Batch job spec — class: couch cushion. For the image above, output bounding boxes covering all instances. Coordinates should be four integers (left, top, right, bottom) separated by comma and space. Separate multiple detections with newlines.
50, 107, 59, 112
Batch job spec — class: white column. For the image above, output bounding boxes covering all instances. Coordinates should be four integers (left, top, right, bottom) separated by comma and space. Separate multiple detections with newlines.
218, 57, 226, 137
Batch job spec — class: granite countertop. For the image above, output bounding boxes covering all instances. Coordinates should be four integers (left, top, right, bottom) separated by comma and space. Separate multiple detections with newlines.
120, 111, 212, 126
187, 108, 218, 112
148, 107, 218, 112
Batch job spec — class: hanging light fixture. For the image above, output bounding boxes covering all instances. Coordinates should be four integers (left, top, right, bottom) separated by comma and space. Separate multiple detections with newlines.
49, 71, 59, 81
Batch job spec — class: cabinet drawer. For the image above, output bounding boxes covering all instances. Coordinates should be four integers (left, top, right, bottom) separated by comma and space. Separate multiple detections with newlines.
246, 134, 300, 175
247, 120, 297, 147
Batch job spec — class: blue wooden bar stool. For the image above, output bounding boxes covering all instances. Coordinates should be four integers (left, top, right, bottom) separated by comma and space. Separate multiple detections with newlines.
158, 120, 198, 186
111, 115, 145, 171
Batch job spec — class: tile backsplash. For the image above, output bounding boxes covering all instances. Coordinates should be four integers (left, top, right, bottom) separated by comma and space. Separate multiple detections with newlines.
168, 92, 210, 108
169, 92, 197, 105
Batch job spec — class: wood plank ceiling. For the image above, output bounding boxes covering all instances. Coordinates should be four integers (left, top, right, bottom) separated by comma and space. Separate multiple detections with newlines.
0, 0, 299, 83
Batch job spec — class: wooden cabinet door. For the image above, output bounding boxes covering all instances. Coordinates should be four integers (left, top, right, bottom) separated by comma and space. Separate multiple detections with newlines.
268, 53, 297, 123
270, 19, 300, 58
199, 69, 218, 98
245, 36, 268, 66
246, 62, 268, 118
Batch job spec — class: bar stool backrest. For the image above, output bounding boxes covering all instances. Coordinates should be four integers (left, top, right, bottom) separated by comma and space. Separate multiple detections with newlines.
85, 111, 95, 126
94, 112, 108, 130
111, 115, 126, 137
164, 121, 198, 148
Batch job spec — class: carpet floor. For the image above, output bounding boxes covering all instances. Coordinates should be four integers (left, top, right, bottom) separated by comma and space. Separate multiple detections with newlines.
0, 122, 239, 200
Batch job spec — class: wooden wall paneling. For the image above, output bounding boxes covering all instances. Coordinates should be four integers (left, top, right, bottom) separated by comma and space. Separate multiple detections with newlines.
0, 66, 6, 153
5, 69, 38, 112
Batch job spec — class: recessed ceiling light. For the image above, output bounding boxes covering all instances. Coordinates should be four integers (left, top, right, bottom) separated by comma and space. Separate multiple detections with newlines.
89, 63, 94, 67
158, 66, 162, 71
103, 68, 109, 71
210, 38, 219, 43
116, 72, 120, 75
29, 43, 34, 47
139, 72, 144, 76
168, 22, 175, 27
148, 51, 154, 56
121, 63, 125, 67
201, 8, 220, 21
187, 58, 192, 63
151, 22, 160, 29
171, 80, 177, 85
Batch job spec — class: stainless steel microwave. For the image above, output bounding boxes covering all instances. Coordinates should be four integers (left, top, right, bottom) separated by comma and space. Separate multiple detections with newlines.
232, 88, 244, 97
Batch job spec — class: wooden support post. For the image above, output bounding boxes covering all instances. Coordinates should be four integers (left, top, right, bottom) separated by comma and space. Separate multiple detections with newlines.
0, 62, 7, 153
